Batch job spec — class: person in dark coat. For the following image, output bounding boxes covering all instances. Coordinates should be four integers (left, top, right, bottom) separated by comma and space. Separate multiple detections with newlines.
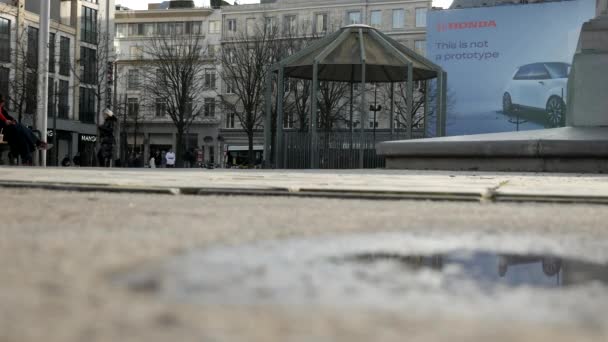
97, 108, 117, 167
0, 94, 51, 165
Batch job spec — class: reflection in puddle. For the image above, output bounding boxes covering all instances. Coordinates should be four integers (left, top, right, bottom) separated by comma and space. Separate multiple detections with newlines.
336, 251, 608, 289
115, 233, 608, 324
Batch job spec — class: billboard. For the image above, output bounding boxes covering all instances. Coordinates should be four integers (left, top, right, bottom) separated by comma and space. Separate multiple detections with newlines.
427, 0, 595, 136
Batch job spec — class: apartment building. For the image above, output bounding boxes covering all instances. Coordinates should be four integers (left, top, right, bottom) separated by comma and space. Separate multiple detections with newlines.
220, 0, 432, 163
114, 2, 223, 166
0, 0, 114, 166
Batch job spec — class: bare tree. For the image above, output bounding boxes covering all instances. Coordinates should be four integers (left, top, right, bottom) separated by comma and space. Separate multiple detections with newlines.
141, 31, 208, 167
2, 22, 38, 124
219, 22, 279, 167
318, 81, 351, 132
379, 81, 455, 138
114, 92, 145, 167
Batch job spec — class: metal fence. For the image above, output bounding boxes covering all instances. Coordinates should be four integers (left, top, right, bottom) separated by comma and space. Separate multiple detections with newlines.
281, 129, 424, 169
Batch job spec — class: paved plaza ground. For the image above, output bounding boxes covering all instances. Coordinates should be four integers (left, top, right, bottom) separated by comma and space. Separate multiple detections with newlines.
1, 167, 608, 342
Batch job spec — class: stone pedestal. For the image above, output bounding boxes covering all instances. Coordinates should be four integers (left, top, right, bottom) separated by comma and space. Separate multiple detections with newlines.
567, 13, 608, 126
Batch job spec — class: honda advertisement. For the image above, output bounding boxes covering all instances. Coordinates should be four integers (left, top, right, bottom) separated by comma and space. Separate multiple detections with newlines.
427, 0, 595, 135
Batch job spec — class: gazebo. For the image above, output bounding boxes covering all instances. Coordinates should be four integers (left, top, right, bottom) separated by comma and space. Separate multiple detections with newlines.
264, 24, 447, 169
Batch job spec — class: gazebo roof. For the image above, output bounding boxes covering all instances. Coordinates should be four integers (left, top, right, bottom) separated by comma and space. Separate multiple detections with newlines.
276, 24, 441, 83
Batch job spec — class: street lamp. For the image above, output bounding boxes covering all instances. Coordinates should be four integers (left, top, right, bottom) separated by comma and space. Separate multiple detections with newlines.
36, 0, 51, 166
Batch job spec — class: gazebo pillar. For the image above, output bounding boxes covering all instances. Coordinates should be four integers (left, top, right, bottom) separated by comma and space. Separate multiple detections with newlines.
389, 82, 395, 140
436, 72, 446, 137
264, 68, 273, 168
424, 80, 430, 137
406, 63, 414, 140
276, 66, 285, 168
358, 28, 367, 169
310, 62, 319, 169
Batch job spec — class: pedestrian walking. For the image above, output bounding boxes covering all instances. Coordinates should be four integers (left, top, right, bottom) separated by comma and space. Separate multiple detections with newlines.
97, 109, 117, 167
149, 155, 156, 168
165, 149, 176, 168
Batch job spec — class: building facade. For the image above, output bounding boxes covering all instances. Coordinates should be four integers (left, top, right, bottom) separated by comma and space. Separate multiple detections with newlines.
0, 0, 115, 166
114, 3, 223, 167
113, 0, 432, 168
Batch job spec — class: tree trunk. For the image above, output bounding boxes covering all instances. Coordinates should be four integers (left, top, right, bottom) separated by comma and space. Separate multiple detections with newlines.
176, 128, 184, 168
248, 132, 254, 168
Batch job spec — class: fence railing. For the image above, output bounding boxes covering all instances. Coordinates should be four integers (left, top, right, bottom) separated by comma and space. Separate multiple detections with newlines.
281, 129, 425, 169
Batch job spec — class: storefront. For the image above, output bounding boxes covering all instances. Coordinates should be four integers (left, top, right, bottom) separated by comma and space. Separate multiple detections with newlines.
78, 133, 97, 166
47, 129, 74, 166
226, 145, 264, 168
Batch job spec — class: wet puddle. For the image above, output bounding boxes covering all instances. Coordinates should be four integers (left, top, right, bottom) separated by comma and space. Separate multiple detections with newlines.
116, 232, 608, 324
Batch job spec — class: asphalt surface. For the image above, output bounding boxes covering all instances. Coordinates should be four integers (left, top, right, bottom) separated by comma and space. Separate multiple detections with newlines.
1, 168, 608, 342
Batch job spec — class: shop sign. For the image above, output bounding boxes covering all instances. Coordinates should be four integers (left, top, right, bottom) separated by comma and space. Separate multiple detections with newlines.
80, 134, 97, 143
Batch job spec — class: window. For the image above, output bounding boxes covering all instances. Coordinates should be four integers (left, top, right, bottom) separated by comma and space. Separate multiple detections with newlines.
227, 19, 237, 32
528, 63, 550, 80
157, 23, 168, 36
264, 17, 276, 33
513, 65, 531, 80
392, 9, 405, 29
81, 6, 98, 44
115, 24, 126, 38
415, 8, 428, 28
186, 21, 202, 35
129, 46, 143, 59
226, 80, 235, 94
156, 69, 166, 86
0, 67, 9, 105
283, 15, 297, 35
209, 21, 221, 34
370, 10, 382, 28
128, 24, 141, 36
314, 13, 328, 34
25, 72, 36, 114
48, 78, 55, 118
204, 98, 215, 117
226, 112, 236, 128
59, 37, 70, 76
79, 87, 96, 123
58, 80, 69, 119
415, 40, 426, 56
143, 23, 155, 36
49, 33, 56, 73
184, 100, 193, 117
127, 69, 139, 90
348, 11, 361, 24
284, 111, 294, 129
246, 18, 256, 36
80, 47, 97, 85
155, 98, 166, 117
127, 98, 139, 118
27, 26, 38, 68
204, 69, 216, 89
0, 18, 10, 63
545, 63, 570, 78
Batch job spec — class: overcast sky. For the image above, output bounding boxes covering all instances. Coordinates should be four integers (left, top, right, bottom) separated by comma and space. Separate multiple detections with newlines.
116, 0, 454, 10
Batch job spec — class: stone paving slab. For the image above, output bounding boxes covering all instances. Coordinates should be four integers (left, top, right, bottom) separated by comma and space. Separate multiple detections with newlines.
2, 166, 608, 203
2, 187, 608, 342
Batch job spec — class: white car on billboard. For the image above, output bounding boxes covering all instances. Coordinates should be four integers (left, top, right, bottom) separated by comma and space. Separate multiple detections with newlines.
502, 62, 570, 127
